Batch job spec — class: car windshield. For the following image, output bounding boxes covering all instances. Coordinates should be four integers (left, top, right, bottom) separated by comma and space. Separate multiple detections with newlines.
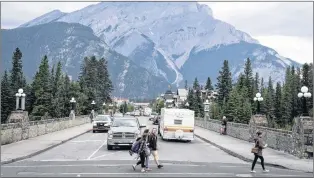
94, 116, 110, 121
112, 119, 137, 127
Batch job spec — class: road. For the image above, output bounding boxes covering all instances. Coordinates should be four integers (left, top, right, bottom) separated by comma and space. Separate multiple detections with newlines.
1, 116, 312, 177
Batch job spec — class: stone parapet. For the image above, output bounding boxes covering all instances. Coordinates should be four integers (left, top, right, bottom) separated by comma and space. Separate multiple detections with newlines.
195, 118, 307, 158
1, 115, 89, 145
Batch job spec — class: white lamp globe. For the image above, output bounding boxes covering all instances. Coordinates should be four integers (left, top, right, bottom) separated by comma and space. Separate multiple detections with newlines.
298, 93, 303, 98
258, 97, 264, 101
18, 88, 23, 94
254, 97, 257, 101
256, 93, 261, 98
304, 92, 312, 98
301, 86, 308, 93
21, 93, 26, 97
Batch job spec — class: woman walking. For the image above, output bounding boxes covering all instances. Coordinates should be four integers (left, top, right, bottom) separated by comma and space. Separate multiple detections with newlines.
132, 129, 151, 172
251, 131, 269, 173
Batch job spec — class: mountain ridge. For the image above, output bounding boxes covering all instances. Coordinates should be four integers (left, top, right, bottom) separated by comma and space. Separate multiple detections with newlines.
4, 2, 301, 98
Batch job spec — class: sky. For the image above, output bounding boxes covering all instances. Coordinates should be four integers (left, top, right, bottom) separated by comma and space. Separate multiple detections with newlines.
1, 1, 313, 64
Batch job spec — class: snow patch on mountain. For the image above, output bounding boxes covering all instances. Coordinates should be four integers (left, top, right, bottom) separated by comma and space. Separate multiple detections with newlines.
156, 47, 183, 86
19, 10, 67, 28
117, 59, 130, 92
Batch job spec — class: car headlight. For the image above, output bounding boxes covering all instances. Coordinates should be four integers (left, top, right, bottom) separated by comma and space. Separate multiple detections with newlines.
135, 130, 140, 137
93, 122, 97, 126
108, 130, 113, 139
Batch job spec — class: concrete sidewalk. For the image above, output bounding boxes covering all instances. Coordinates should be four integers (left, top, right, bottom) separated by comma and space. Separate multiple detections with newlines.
194, 126, 313, 173
1, 123, 92, 164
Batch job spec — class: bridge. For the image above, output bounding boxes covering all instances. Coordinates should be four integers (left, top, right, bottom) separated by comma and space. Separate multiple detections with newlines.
1, 113, 312, 177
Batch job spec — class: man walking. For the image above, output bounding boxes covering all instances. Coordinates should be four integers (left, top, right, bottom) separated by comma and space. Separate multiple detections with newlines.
148, 128, 163, 168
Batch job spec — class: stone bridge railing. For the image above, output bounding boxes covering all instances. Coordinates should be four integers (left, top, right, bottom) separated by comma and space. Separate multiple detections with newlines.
195, 117, 311, 159
1, 115, 89, 145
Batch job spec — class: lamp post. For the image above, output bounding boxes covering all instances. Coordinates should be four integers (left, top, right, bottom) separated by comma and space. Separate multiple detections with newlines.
15, 89, 26, 111
91, 100, 96, 120
103, 102, 106, 114
298, 86, 312, 116
69, 97, 76, 119
253, 93, 264, 114
70, 97, 76, 111
203, 99, 210, 121
109, 103, 114, 117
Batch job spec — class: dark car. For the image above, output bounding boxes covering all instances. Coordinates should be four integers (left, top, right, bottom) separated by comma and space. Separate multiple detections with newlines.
153, 116, 160, 125
92, 115, 112, 133
149, 115, 156, 121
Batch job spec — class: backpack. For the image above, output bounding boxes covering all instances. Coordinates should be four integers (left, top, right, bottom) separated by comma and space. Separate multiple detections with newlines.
131, 140, 141, 153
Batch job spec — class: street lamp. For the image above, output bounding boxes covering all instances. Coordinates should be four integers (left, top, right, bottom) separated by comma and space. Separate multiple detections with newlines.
298, 86, 312, 116
70, 97, 76, 111
15, 88, 26, 111
203, 99, 210, 120
253, 93, 264, 114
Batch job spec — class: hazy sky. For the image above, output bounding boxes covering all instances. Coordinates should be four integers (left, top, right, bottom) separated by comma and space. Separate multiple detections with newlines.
1, 1, 313, 64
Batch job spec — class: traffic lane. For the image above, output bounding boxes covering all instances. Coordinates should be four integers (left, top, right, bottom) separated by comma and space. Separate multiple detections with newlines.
25, 131, 108, 161
90, 134, 246, 164
2, 160, 312, 177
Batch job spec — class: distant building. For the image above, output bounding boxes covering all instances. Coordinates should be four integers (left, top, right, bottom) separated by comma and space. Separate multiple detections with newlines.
113, 97, 129, 106
176, 89, 188, 105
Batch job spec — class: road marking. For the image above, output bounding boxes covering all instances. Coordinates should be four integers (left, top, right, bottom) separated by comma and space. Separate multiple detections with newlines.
236, 174, 253, 177
220, 165, 249, 168
86, 140, 107, 160
18, 172, 233, 176
70, 140, 104, 143
3, 163, 206, 168
91, 151, 122, 160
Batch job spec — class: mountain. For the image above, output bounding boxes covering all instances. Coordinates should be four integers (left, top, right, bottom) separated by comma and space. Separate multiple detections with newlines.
5, 2, 300, 97
2, 22, 169, 98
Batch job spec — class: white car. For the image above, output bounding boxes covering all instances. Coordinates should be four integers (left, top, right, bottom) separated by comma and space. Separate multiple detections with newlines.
92, 115, 112, 133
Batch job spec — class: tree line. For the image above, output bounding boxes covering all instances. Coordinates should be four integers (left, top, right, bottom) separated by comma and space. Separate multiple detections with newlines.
185, 58, 313, 130
1, 48, 113, 123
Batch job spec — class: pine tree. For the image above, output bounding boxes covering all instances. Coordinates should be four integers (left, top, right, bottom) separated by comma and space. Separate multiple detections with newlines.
274, 82, 282, 126
205, 77, 213, 91
301, 63, 312, 116
243, 58, 254, 101
193, 78, 200, 90
281, 67, 293, 126
307, 63, 313, 116
187, 88, 195, 110
31, 55, 53, 117
238, 86, 252, 124
50, 62, 64, 118
97, 57, 113, 103
264, 76, 275, 127
9, 48, 26, 111
62, 75, 71, 116
225, 88, 241, 122
216, 60, 233, 106
1, 71, 11, 123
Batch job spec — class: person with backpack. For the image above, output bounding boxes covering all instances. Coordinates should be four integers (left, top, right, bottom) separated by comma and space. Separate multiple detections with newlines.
250, 131, 269, 173
221, 116, 227, 135
148, 128, 163, 168
131, 129, 151, 172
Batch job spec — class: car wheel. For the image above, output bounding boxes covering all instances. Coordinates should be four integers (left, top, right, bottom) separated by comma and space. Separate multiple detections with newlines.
93, 130, 95, 133
107, 145, 113, 150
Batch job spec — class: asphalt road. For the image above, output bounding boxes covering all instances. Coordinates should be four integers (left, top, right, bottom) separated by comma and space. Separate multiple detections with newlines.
1, 116, 312, 177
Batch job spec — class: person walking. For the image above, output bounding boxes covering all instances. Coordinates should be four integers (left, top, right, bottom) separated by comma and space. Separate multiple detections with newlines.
251, 131, 269, 173
132, 129, 151, 172
221, 116, 227, 135
148, 128, 163, 169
